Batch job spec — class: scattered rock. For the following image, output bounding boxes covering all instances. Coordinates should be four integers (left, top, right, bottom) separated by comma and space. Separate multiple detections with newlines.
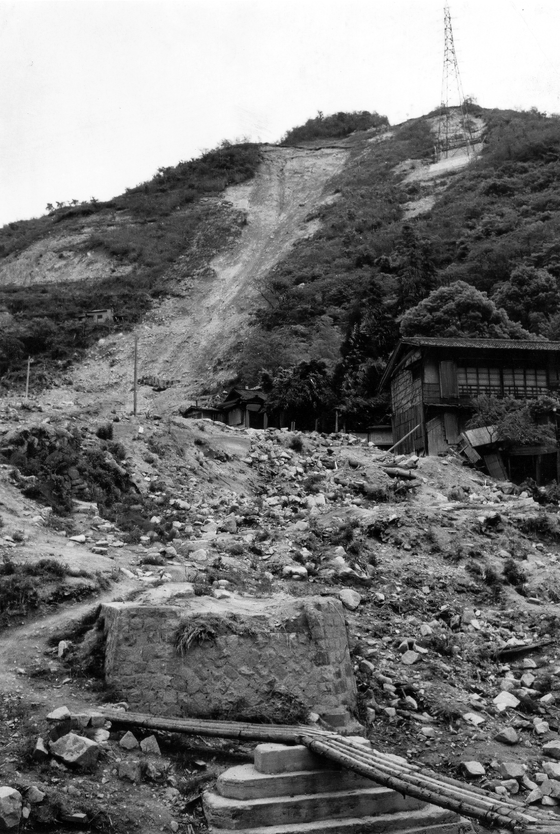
33, 737, 49, 762
493, 691, 520, 712
543, 741, 560, 760
495, 728, 519, 745
49, 733, 100, 769
0, 787, 22, 831
117, 760, 142, 783
119, 731, 139, 750
46, 706, 71, 722
140, 735, 161, 755
526, 787, 544, 804
462, 761, 485, 777
401, 650, 420, 665
25, 786, 45, 805
338, 589, 361, 610
498, 762, 525, 780
544, 762, 560, 781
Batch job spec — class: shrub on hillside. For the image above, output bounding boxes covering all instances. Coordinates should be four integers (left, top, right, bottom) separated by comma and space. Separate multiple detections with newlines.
281, 111, 388, 145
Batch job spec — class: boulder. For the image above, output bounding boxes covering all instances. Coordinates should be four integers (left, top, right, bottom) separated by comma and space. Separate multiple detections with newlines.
401, 650, 420, 665
498, 762, 525, 780
46, 706, 71, 722
462, 761, 485, 777
49, 733, 99, 769
493, 691, 520, 712
0, 787, 22, 831
544, 762, 560, 781
338, 589, 361, 611
495, 727, 518, 745
543, 741, 560, 760
119, 731, 139, 750
140, 735, 161, 755
25, 786, 45, 805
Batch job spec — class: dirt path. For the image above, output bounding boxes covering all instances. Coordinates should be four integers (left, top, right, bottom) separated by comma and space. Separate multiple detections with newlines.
51, 145, 347, 416
0, 577, 137, 705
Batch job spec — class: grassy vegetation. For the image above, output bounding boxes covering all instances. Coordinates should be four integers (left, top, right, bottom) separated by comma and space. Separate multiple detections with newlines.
238, 107, 560, 428
0, 142, 261, 388
0, 557, 88, 627
5, 107, 560, 428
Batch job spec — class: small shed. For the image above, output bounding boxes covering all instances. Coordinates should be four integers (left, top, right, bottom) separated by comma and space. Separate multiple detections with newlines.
78, 308, 114, 324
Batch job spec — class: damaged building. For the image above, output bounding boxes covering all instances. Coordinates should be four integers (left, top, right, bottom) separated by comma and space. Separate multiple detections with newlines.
380, 337, 560, 483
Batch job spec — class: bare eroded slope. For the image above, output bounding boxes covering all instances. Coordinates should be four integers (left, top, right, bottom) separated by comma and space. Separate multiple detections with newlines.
56, 144, 348, 414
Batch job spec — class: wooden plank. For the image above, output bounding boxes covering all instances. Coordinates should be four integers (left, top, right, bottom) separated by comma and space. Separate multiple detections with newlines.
458, 435, 483, 464
439, 361, 458, 398
443, 412, 460, 444
426, 416, 447, 455
509, 445, 557, 456
463, 425, 498, 448
483, 452, 508, 481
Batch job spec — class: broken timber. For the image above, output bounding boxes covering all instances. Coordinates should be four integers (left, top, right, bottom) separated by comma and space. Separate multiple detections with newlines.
99, 710, 560, 832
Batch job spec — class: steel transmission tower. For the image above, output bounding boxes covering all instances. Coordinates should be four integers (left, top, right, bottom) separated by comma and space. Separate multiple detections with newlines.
438, 3, 473, 159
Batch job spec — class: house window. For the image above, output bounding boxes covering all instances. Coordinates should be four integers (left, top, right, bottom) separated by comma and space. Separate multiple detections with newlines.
458, 367, 501, 396
457, 366, 548, 397
503, 367, 547, 396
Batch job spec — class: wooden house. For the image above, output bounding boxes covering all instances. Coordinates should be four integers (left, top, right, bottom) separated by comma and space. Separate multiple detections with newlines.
220, 387, 269, 429
182, 388, 270, 429
380, 337, 560, 482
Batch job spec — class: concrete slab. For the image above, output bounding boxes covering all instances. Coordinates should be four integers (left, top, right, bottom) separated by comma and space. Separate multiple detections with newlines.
217, 764, 392, 800
203, 786, 433, 828
254, 744, 329, 774
205, 805, 468, 834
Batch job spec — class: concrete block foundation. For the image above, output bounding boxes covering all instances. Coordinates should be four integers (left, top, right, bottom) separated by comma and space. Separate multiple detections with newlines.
101, 595, 357, 719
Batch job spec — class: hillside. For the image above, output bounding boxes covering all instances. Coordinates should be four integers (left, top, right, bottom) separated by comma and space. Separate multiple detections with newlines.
3, 107, 560, 832
3, 106, 560, 426
2, 402, 560, 832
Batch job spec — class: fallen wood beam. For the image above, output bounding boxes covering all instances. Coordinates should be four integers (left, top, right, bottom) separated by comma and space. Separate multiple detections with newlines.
305, 734, 557, 827
298, 734, 544, 833
381, 466, 419, 480
98, 709, 311, 744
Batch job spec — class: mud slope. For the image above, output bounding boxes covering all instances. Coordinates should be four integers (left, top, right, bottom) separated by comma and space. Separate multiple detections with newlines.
62, 145, 348, 414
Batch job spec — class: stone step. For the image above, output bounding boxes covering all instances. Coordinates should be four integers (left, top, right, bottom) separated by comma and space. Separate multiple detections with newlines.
203, 785, 432, 829
217, 764, 375, 800
205, 804, 467, 834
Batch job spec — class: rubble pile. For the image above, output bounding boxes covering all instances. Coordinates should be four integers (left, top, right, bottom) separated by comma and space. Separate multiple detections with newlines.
3, 408, 560, 831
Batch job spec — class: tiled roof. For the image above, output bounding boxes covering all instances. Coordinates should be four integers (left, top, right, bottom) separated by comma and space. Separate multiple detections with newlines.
402, 337, 560, 350
379, 337, 560, 389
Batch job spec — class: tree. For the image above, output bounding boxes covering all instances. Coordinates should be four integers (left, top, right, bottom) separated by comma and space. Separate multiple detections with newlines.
333, 278, 398, 427
393, 224, 437, 310
492, 265, 559, 332
261, 360, 335, 429
236, 329, 300, 386
0, 328, 24, 374
400, 281, 534, 339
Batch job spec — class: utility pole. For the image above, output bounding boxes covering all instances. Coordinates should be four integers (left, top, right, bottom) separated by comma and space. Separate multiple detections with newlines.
438, 2, 473, 160
25, 356, 31, 400
133, 336, 138, 416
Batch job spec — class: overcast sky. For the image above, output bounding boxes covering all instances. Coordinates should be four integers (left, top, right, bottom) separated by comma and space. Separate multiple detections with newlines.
1, 0, 560, 228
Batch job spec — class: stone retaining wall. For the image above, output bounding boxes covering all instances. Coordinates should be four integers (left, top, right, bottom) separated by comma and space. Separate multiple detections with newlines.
101, 595, 356, 719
